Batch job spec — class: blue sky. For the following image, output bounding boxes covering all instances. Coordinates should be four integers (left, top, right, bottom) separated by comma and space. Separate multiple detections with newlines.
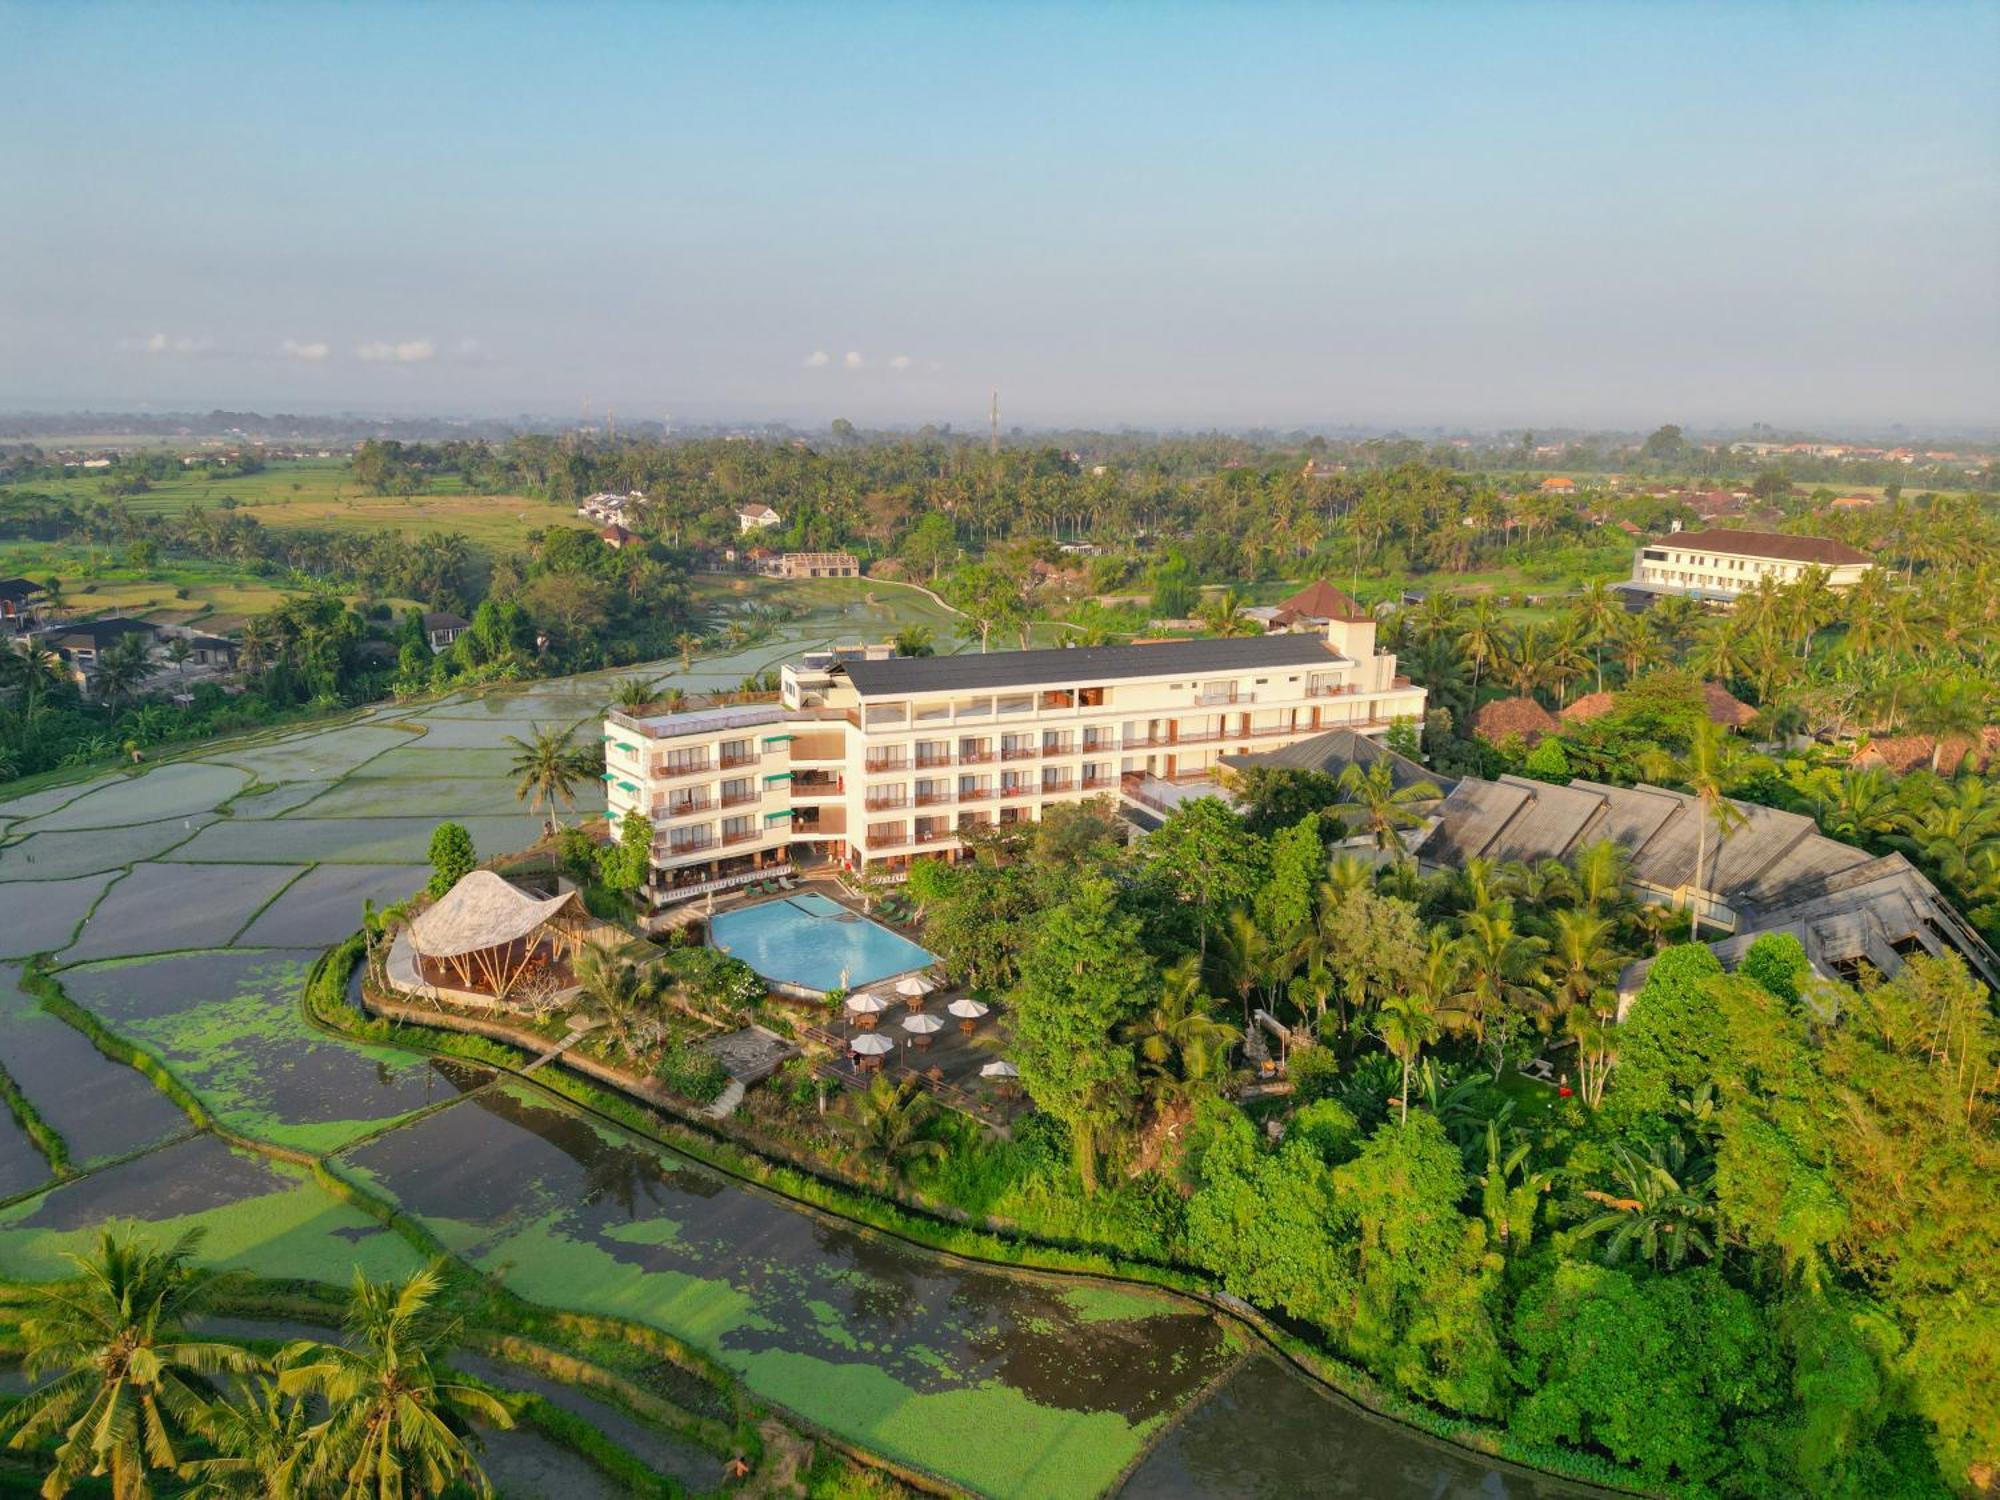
3, 1, 1995, 428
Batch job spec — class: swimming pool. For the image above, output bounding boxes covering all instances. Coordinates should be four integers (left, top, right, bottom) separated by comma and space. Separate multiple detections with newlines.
709, 893, 938, 994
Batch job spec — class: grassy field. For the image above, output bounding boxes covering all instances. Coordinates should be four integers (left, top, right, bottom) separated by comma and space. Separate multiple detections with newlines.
0, 541, 422, 631
4, 459, 592, 552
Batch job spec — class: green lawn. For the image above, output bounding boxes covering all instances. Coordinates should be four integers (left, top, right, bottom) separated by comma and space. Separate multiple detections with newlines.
3, 459, 591, 552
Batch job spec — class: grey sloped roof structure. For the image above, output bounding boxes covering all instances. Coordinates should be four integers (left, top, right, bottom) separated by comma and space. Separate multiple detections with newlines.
1416, 774, 2000, 995
1218, 728, 1452, 795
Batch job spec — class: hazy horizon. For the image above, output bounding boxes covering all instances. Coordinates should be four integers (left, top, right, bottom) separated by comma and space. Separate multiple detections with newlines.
4, 1, 1995, 430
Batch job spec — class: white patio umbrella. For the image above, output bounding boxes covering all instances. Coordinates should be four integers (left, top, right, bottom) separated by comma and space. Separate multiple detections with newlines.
947, 999, 989, 1020
894, 974, 938, 998
902, 1013, 944, 1035
979, 1059, 1019, 1079
845, 991, 889, 1014
851, 1033, 893, 1056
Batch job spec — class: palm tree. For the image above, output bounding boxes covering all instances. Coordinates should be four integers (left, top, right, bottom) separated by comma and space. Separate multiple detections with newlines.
0, 1227, 256, 1500
1650, 720, 1746, 941
177, 1376, 311, 1499
609, 675, 657, 712
573, 946, 663, 1065
1122, 954, 1240, 1099
1456, 597, 1507, 704
674, 630, 701, 671
1451, 902, 1551, 1072
831, 1074, 946, 1182
1566, 999, 1617, 1109
91, 631, 156, 706
1208, 906, 1280, 1030
280, 1266, 509, 1500
1574, 1139, 1717, 1270
1335, 761, 1440, 863
892, 625, 935, 657
1548, 908, 1619, 1007
503, 723, 596, 836
1905, 674, 1988, 772
1573, 582, 1621, 692
1376, 990, 1441, 1125
1568, 839, 1632, 918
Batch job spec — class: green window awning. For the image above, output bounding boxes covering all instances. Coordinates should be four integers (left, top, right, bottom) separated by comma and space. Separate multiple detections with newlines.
762, 733, 795, 744
765, 809, 793, 823
614, 741, 638, 754
764, 771, 793, 784
601, 771, 616, 782
616, 780, 639, 793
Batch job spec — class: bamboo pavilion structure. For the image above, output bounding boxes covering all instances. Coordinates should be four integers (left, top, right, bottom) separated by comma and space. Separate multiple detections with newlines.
407, 871, 590, 1000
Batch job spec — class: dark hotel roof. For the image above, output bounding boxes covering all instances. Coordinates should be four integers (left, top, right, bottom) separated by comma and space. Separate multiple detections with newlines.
840, 634, 1339, 697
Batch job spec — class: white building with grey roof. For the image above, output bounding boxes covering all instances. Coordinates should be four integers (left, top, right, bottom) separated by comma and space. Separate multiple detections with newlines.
603, 617, 1425, 907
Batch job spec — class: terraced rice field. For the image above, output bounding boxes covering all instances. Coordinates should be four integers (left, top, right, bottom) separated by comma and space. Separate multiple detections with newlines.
0, 615, 1584, 1499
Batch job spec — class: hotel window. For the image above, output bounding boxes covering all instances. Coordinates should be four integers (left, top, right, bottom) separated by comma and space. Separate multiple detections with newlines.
1078, 686, 1106, 706
720, 738, 754, 767
660, 747, 709, 776
722, 815, 756, 843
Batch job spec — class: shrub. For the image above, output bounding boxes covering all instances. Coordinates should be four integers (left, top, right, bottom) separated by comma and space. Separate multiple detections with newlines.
426, 821, 476, 896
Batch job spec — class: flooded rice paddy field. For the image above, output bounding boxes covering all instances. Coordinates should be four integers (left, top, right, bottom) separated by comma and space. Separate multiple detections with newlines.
58, 950, 493, 1154
0, 599, 1597, 1497
0, 1133, 421, 1284
1119, 1356, 1581, 1500
0, 964, 193, 1163
340, 1081, 1239, 1500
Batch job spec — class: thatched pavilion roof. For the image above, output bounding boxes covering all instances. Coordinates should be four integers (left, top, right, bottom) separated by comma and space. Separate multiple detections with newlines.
408, 871, 584, 960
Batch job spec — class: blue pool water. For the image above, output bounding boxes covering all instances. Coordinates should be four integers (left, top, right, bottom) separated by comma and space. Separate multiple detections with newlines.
709, 893, 938, 993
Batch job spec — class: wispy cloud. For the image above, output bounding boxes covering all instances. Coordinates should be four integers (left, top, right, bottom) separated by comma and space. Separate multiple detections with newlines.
121, 332, 213, 355
803, 349, 830, 367
356, 338, 436, 364
280, 338, 331, 362
888, 354, 911, 371
843, 350, 864, 369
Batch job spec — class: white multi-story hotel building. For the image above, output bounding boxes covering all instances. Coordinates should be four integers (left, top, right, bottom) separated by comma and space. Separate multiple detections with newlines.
1624, 528, 1873, 602
602, 615, 1425, 908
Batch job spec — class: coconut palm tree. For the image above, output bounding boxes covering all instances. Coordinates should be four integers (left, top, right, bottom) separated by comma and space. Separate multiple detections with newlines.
0, 1227, 256, 1500
674, 631, 701, 671
1335, 761, 1440, 863
1573, 582, 1621, 693
609, 675, 657, 712
831, 1074, 946, 1182
1569, 839, 1632, 919
1548, 908, 1620, 1007
1456, 597, 1507, 705
280, 1266, 508, 1500
1376, 990, 1441, 1125
1904, 674, 1988, 772
1646, 720, 1747, 941
1451, 902, 1551, 1071
503, 723, 597, 836
1565, 999, 1617, 1109
1122, 954, 1241, 1099
91, 632, 156, 707
573, 946, 664, 1065
177, 1376, 312, 1499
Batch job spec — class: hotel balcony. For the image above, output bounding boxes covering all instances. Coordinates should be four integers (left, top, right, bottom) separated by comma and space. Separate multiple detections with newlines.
791, 774, 843, 799
1040, 777, 1076, 795
1000, 745, 1037, 761
653, 759, 714, 781
865, 755, 910, 773
657, 796, 713, 820
718, 751, 759, 770
719, 791, 760, 809
864, 792, 910, 811
721, 828, 763, 848
913, 791, 953, 807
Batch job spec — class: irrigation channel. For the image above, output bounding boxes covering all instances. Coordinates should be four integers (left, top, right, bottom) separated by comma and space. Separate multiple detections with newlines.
0, 594, 1600, 1500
